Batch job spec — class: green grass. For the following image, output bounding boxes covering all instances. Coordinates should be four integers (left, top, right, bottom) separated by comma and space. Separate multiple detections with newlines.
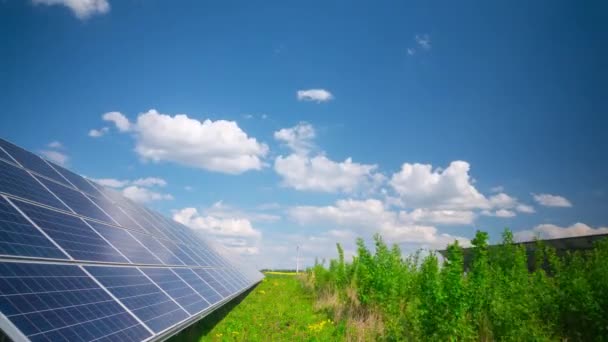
170, 273, 345, 341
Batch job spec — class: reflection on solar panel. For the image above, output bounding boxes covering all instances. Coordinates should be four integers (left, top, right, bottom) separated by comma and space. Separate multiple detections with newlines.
0, 137, 263, 341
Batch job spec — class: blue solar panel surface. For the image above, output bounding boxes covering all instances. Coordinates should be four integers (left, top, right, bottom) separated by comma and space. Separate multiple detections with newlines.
14, 200, 128, 263
85, 266, 190, 333
0, 197, 68, 260
0, 161, 68, 211
0, 139, 67, 185
0, 262, 151, 342
140, 268, 210, 315
0, 138, 263, 341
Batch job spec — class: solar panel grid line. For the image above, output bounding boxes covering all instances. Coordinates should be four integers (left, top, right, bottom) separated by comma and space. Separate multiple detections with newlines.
0, 310, 29, 341
85, 195, 148, 235
0, 139, 69, 187
208, 269, 239, 293
139, 268, 209, 316
192, 269, 231, 298
0, 147, 20, 167
0, 161, 70, 213
83, 266, 189, 335
79, 219, 134, 264
127, 232, 185, 266
155, 239, 197, 267
170, 269, 223, 306
39, 159, 80, 193
168, 269, 213, 307
44, 162, 103, 199
78, 266, 156, 337
12, 200, 130, 265
0, 262, 152, 342
3, 196, 73, 262
34, 176, 116, 225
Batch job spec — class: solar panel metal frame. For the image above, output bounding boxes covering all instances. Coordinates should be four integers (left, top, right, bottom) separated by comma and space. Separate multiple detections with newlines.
0, 138, 263, 342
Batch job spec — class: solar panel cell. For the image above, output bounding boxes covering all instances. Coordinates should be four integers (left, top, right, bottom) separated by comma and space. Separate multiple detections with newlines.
85, 266, 190, 333
86, 220, 163, 265
0, 160, 68, 210
48, 163, 103, 198
130, 232, 184, 266
14, 200, 129, 263
0, 262, 151, 342
0, 139, 67, 185
172, 268, 222, 305
35, 176, 115, 223
141, 268, 209, 315
85, 194, 147, 233
0, 148, 14, 164
0, 196, 68, 259
192, 269, 231, 297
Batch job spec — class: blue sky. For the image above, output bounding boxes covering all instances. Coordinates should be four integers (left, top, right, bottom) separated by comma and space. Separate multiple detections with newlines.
1, 0, 606, 268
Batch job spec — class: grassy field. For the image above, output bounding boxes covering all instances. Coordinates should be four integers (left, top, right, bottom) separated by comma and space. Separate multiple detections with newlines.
171, 273, 344, 341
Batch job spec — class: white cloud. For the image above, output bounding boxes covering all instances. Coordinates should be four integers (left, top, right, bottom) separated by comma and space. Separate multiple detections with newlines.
174, 207, 262, 256
88, 127, 109, 138
532, 193, 572, 207
40, 150, 69, 166
32, 0, 110, 19
91, 178, 129, 188
90, 176, 167, 189
407, 48, 416, 56
415, 34, 431, 50
274, 122, 315, 155
515, 204, 535, 213
401, 209, 476, 225
103, 111, 131, 132
131, 177, 167, 187
275, 154, 384, 193
273, 123, 384, 194
47, 141, 63, 149
131, 109, 268, 174
390, 161, 489, 210
481, 209, 516, 218
515, 223, 608, 242
289, 199, 469, 249
203, 201, 280, 223
122, 185, 173, 203
297, 89, 334, 103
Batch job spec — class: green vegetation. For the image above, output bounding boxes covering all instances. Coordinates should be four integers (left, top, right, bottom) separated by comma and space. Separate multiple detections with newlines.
307, 229, 608, 341
171, 273, 344, 341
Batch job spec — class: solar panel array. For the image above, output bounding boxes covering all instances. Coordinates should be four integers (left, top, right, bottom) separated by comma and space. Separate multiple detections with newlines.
0, 138, 263, 342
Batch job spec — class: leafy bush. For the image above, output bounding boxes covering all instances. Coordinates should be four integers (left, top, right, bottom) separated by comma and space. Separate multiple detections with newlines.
306, 229, 608, 341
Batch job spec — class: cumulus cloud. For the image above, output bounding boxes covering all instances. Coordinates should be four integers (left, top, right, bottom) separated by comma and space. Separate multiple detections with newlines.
289, 199, 470, 249
32, 0, 110, 19
47, 141, 63, 149
122, 185, 173, 203
274, 122, 315, 155
274, 123, 384, 193
88, 127, 109, 138
275, 154, 384, 193
532, 193, 572, 207
297, 89, 334, 103
515, 204, 536, 213
173, 206, 262, 256
91, 178, 129, 188
481, 209, 516, 218
389, 161, 488, 210
134, 110, 268, 174
103, 111, 131, 132
401, 209, 476, 225
131, 177, 167, 187
40, 150, 69, 166
515, 223, 608, 242
95, 109, 268, 174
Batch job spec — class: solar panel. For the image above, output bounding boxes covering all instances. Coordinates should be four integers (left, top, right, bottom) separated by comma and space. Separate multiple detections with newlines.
0, 262, 152, 342
85, 220, 163, 265
192, 269, 231, 297
13, 200, 128, 263
0, 196, 68, 260
0, 137, 263, 341
171, 268, 222, 305
0, 139, 68, 186
34, 176, 115, 224
140, 268, 210, 315
85, 266, 189, 334
0, 160, 69, 211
